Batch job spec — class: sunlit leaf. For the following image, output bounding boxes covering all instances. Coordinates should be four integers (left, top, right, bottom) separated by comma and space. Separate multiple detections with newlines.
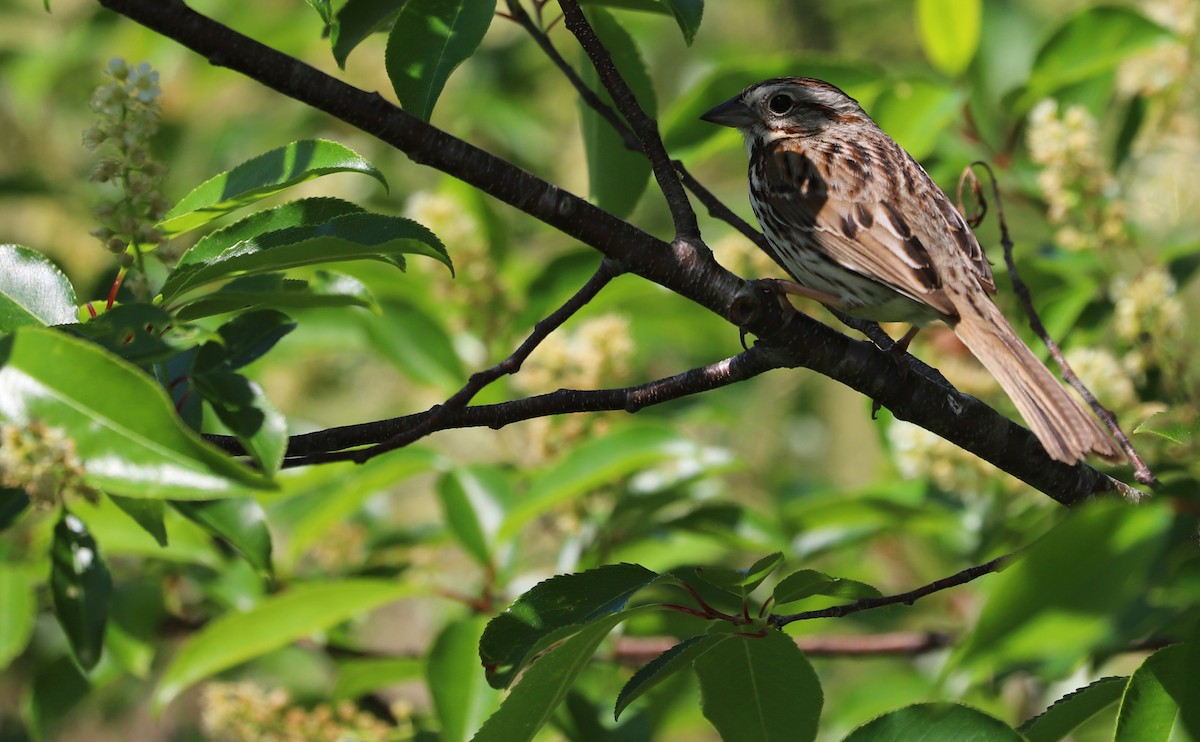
159, 140, 387, 236
1114, 643, 1194, 741
1019, 676, 1126, 741
0, 564, 35, 669
0, 244, 77, 332
173, 499, 274, 579
916, 0, 981, 77
428, 617, 499, 742
174, 271, 378, 321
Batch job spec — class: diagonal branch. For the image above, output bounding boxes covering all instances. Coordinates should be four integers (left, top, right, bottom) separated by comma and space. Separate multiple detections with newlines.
103, 0, 1131, 505
354, 258, 622, 462
557, 0, 700, 240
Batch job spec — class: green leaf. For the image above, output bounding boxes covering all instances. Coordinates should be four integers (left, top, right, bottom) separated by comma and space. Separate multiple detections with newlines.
0, 328, 270, 499
473, 609, 635, 742
332, 656, 424, 700
1133, 415, 1196, 446
154, 579, 411, 710
499, 426, 686, 539
0, 489, 30, 532
385, 0, 497, 122
437, 466, 513, 568
480, 563, 663, 689
0, 244, 77, 332
67, 304, 208, 365
305, 0, 332, 26
195, 310, 296, 374
172, 499, 274, 579
193, 373, 287, 475
1018, 6, 1174, 110
109, 495, 167, 547
695, 552, 783, 597
772, 569, 882, 607
174, 271, 378, 321
159, 140, 387, 236
615, 633, 721, 720
954, 500, 1171, 679
845, 702, 1023, 741
695, 629, 823, 742
1114, 643, 1193, 741
332, 0, 405, 68
916, 0, 981, 77
50, 510, 113, 671
578, 8, 656, 219
661, 0, 703, 45
1020, 676, 1127, 741
0, 563, 35, 669
160, 212, 449, 304
73, 494, 221, 567
428, 617, 499, 742
870, 79, 966, 160
358, 298, 464, 388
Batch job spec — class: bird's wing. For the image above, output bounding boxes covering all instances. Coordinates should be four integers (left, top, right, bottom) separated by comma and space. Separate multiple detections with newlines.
755, 140, 995, 318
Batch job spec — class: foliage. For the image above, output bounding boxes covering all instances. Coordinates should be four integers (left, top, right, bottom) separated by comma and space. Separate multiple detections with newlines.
1, 0, 1198, 740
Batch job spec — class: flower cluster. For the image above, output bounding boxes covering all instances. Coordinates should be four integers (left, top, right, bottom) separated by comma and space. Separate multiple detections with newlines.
200, 681, 405, 742
1026, 99, 1127, 251
1111, 267, 1185, 344
84, 59, 170, 264
0, 421, 96, 509
887, 420, 1004, 499
1118, 0, 1195, 96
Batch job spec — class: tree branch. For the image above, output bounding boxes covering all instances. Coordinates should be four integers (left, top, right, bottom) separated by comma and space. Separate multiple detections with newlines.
103, 0, 1132, 505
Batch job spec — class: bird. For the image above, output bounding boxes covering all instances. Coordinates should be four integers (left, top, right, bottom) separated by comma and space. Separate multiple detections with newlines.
701, 77, 1121, 464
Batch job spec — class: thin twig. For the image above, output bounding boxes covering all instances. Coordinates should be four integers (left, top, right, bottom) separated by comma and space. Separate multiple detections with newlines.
353, 258, 622, 462
769, 551, 1016, 627
558, 0, 700, 240
963, 163, 1158, 487
611, 632, 955, 664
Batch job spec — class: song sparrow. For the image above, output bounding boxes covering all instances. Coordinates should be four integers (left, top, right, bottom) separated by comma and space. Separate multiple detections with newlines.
701, 77, 1120, 464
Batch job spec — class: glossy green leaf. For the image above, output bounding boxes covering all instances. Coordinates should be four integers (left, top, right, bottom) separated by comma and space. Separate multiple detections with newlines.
845, 702, 1023, 741
473, 609, 636, 742
67, 304, 209, 365
0, 489, 30, 532
385, 0, 497, 122
1019, 6, 1173, 110
333, 657, 424, 700
499, 426, 686, 539
428, 617, 499, 742
772, 569, 881, 607
73, 494, 221, 567
154, 579, 411, 710
955, 501, 1171, 678
50, 510, 112, 671
615, 633, 720, 720
0, 564, 35, 669
160, 212, 449, 304
109, 495, 167, 547
172, 498, 274, 578
195, 310, 296, 374
1114, 643, 1192, 741
916, 0, 981, 77
579, 8, 656, 219
695, 629, 823, 742
437, 466, 513, 568
0, 328, 269, 498
480, 563, 664, 689
1019, 676, 1126, 741
0, 244, 77, 332
332, 0, 404, 68
174, 271, 378, 321
158, 140, 387, 236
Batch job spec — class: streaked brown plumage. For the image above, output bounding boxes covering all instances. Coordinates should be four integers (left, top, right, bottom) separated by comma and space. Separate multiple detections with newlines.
702, 77, 1120, 464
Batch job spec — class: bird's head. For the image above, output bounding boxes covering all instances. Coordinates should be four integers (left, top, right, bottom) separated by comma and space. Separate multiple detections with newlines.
700, 77, 870, 149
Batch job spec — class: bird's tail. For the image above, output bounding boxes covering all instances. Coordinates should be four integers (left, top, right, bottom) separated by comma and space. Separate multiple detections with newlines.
953, 302, 1122, 465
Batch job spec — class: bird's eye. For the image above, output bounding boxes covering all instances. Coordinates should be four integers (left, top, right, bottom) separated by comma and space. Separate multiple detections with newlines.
768, 94, 793, 115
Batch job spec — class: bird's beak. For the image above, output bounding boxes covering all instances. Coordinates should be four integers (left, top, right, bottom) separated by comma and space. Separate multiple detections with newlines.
700, 96, 755, 128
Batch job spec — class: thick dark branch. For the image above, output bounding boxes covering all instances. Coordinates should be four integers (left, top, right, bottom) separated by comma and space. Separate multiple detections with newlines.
770, 552, 1015, 627
558, 0, 700, 240
355, 259, 621, 462
105, 0, 1127, 505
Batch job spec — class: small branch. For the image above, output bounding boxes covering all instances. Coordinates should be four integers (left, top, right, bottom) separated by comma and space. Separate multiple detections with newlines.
353, 258, 621, 462
770, 551, 1016, 627
611, 632, 955, 665
964, 163, 1158, 487
558, 0, 700, 240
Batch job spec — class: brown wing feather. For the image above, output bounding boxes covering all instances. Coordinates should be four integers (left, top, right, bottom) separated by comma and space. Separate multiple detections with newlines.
756, 137, 995, 317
